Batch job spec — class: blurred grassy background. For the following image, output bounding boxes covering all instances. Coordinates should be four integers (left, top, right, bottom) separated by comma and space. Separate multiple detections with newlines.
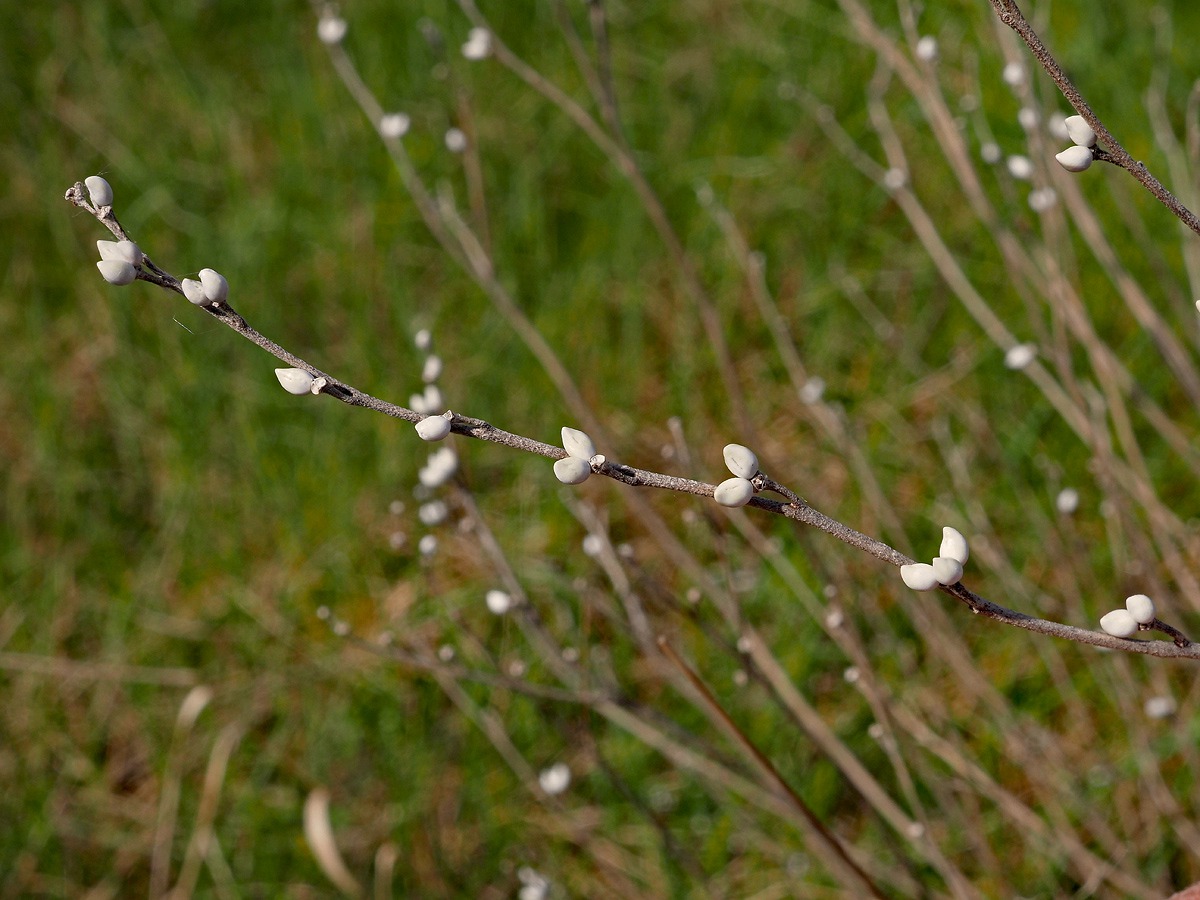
4, 0, 1200, 896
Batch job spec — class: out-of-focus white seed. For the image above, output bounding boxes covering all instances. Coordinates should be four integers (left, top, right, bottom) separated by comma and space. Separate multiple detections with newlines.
1064, 114, 1097, 148
419, 500, 448, 526
85, 175, 113, 207
722, 444, 759, 479
414, 328, 432, 351
444, 128, 467, 153
1017, 107, 1039, 130
421, 355, 443, 383
800, 376, 826, 404
318, 14, 347, 44
1099, 608, 1139, 638
1125, 594, 1156, 625
714, 476, 754, 508
416, 415, 452, 442
96, 260, 136, 285
379, 113, 410, 139
1007, 155, 1033, 180
275, 367, 316, 395
418, 534, 438, 556
423, 384, 444, 413
1047, 114, 1070, 141
485, 589, 512, 615
1055, 487, 1079, 515
461, 27, 492, 60
915, 35, 938, 61
1055, 145, 1093, 173
561, 427, 597, 461
883, 168, 907, 190
939, 526, 969, 564
900, 563, 939, 591
198, 268, 229, 304
180, 278, 207, 305
1028, 187, 1058, 212
1002, 61, 1024, 86
538, 762, 570, 795
1144, 696, 1176, 719
1004, 343, 1037, 370
931, 556, 964, 586
981, 142, 1002, 164
553, 457, 592, 485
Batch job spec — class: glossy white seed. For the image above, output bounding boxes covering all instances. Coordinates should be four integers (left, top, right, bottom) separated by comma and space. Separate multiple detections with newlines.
713, 476, 754, 508
1099, 608, 1139, 638
416, 415, 452, 442
1055, 145, 1093, 173
900, 563, 939, 592
553, 457, 592, 485
1064, 115, 1097, 148
97, 239, 142, 265
1125, 594, 1156, 625
931, 556, 964, 586
85, 175, 113, 207
96, 259, 136, 285
722, 443, 759, 479
275, 367, 315, 395
485, 589, 512, 615
198, 268, 229, 303
179, 278, 207, 305
939, 526, 969, 564
561, 427, 597, 461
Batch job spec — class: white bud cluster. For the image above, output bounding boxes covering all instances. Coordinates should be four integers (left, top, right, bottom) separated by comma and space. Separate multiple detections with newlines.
1054, 115, 1097, 173
714, 443, 760, 508
1099, 594, 1155, 638
899, 526, 969, 591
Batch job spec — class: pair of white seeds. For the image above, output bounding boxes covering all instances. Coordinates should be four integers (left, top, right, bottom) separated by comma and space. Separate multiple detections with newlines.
1054, 115, 1098, 173
1099, 595, 1156, 638
899, 528, 969, 591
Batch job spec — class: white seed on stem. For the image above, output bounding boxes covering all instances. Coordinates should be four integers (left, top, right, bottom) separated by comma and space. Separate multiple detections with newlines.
181, 278, 208, 305
900, 563, 939, 592
939, 526, 969, 564
1064, 115, 1097, 148
1125, 594, 1155, 625
1099, 608, 1139, 638
713, 476, 754, 508
416, 415, 452, 442
275, 367, 316, 395
198, 268, 229, 304
1004, 343, 1037, 370
931, 556, 964, 586
561, 427, 597, 461
722, 444, 759, 479
1006, 155, 1033, 180
85, 175, 113, 207
96, 260, 137, 285
1055, 145, 1093, 173
317, 14, 347, 45
97, 240, 142, 265
553, 457, 592, 485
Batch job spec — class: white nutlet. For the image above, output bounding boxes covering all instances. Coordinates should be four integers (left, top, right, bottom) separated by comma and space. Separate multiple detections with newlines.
561, 427, 597, 461
1125, 594, 1156, 625
1063, 115, 1097, 148
415, 415, 452, 442
939, 526, 969, 564
900, 563, 939, 592
180, 278, 208, 305
275, 367, 316, 395
722, 443, 759, 480
96, 260, 137, 286
1055, 145, 1093, 173
97, 239, 142, 265
931, 556, 964, 586
553, 457, 592, 485
85, 175, 113, 207
198, 268, 229, 304
1099, 608, 1139, 638
713, 476, 754, 508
